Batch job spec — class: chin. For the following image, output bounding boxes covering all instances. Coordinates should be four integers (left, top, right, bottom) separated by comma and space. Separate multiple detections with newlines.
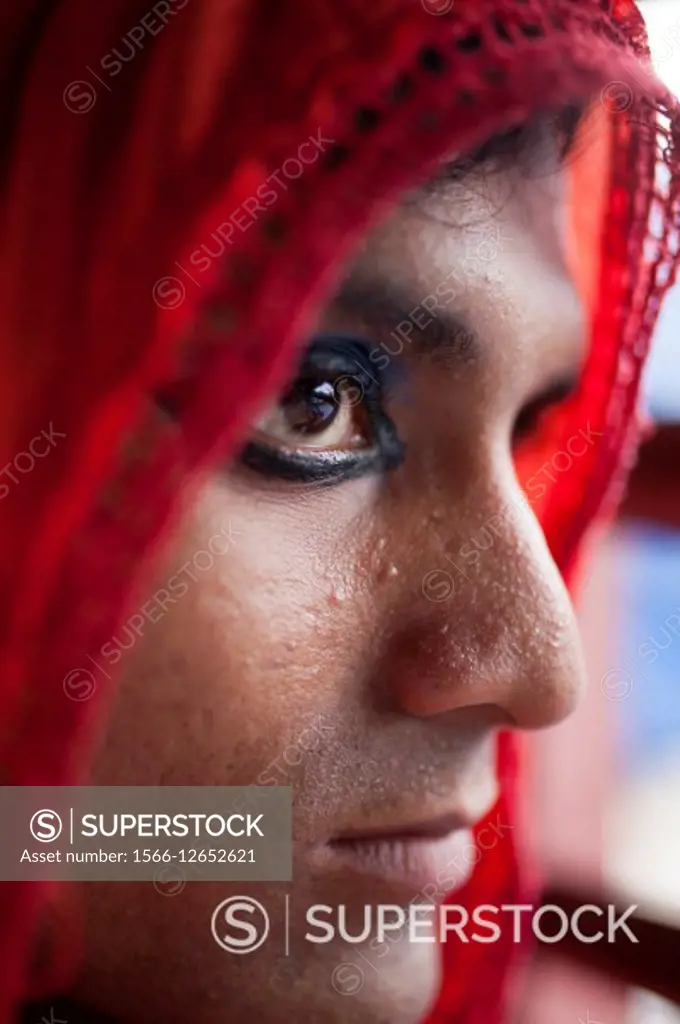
73, 878, 443, 1024
219, 936, 442, 1024
281, 941, 441, 1024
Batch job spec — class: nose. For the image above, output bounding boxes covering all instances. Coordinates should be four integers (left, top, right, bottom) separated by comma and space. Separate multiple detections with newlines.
386, 459, 588, 730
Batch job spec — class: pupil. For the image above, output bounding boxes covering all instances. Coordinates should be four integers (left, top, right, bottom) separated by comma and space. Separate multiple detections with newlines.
282, 379, 339, 436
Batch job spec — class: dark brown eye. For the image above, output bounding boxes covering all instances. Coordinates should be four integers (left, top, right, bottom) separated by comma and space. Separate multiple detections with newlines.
279, 380, 339, 436
252, 375, 371, 452
240, 335, 405, 485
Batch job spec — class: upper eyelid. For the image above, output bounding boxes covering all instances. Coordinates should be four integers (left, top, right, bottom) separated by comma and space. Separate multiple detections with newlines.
302, 334, 381, 374
301, 333, 407, 394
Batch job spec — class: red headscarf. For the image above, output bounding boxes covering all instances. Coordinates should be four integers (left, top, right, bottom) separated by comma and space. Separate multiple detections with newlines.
0, 1, 678, 1022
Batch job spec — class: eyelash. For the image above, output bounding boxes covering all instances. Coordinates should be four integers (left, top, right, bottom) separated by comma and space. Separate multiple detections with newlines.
238, 336, 406, 485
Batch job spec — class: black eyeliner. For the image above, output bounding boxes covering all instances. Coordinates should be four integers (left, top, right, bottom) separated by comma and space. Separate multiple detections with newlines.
239, 436, 403, 485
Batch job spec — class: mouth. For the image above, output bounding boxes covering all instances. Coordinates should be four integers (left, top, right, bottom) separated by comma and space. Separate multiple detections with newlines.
318, 813, 485, 897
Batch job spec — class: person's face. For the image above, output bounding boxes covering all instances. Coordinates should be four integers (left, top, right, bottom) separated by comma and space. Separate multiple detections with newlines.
72, 121, 588, 1024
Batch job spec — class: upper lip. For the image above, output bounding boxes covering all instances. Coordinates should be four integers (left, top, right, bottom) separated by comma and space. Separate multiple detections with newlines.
330, 811, 481, 844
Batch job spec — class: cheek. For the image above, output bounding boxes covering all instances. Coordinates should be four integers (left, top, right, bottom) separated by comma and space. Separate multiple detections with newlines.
87, 477, 381, 794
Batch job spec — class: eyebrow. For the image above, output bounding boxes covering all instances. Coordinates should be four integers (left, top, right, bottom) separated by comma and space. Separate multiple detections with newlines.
334, 271, 581, 421
335, 271, 479, 366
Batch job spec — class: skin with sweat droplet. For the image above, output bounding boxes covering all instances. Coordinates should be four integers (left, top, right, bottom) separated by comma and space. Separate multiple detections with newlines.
70, 125, 587, 1024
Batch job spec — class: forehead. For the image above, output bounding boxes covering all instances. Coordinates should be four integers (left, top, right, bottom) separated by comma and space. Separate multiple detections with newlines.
330, 134, 583, 384
346, 149, 569, 301
348, 106, 574, 284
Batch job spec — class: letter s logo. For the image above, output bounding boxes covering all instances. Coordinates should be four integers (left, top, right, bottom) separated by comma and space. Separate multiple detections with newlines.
30, 809, 63, 842
210, 896, 270, 954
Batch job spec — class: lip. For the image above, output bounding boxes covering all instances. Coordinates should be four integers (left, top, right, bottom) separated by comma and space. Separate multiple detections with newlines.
321, 814, 481, 897
332, 813, 471, 843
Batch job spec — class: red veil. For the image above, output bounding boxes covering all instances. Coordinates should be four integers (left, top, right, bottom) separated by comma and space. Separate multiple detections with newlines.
0, 1, 678, 1021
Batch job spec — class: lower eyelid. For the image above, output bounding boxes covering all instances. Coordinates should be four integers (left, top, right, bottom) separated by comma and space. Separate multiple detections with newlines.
239, 440, 385, 484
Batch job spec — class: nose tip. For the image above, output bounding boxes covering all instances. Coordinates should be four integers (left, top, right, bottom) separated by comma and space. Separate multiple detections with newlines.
498, 585, 587, 729
387, 492, 588, 729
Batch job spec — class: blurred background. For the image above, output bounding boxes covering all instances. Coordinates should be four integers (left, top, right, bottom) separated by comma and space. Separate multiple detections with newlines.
522, 3, 680, 1021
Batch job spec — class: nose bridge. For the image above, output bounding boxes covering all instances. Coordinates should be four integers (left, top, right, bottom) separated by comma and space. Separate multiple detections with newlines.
392, 465, 586, 728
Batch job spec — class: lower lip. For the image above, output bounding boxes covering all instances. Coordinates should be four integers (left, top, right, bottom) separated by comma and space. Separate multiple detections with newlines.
324, 828, 476, 897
